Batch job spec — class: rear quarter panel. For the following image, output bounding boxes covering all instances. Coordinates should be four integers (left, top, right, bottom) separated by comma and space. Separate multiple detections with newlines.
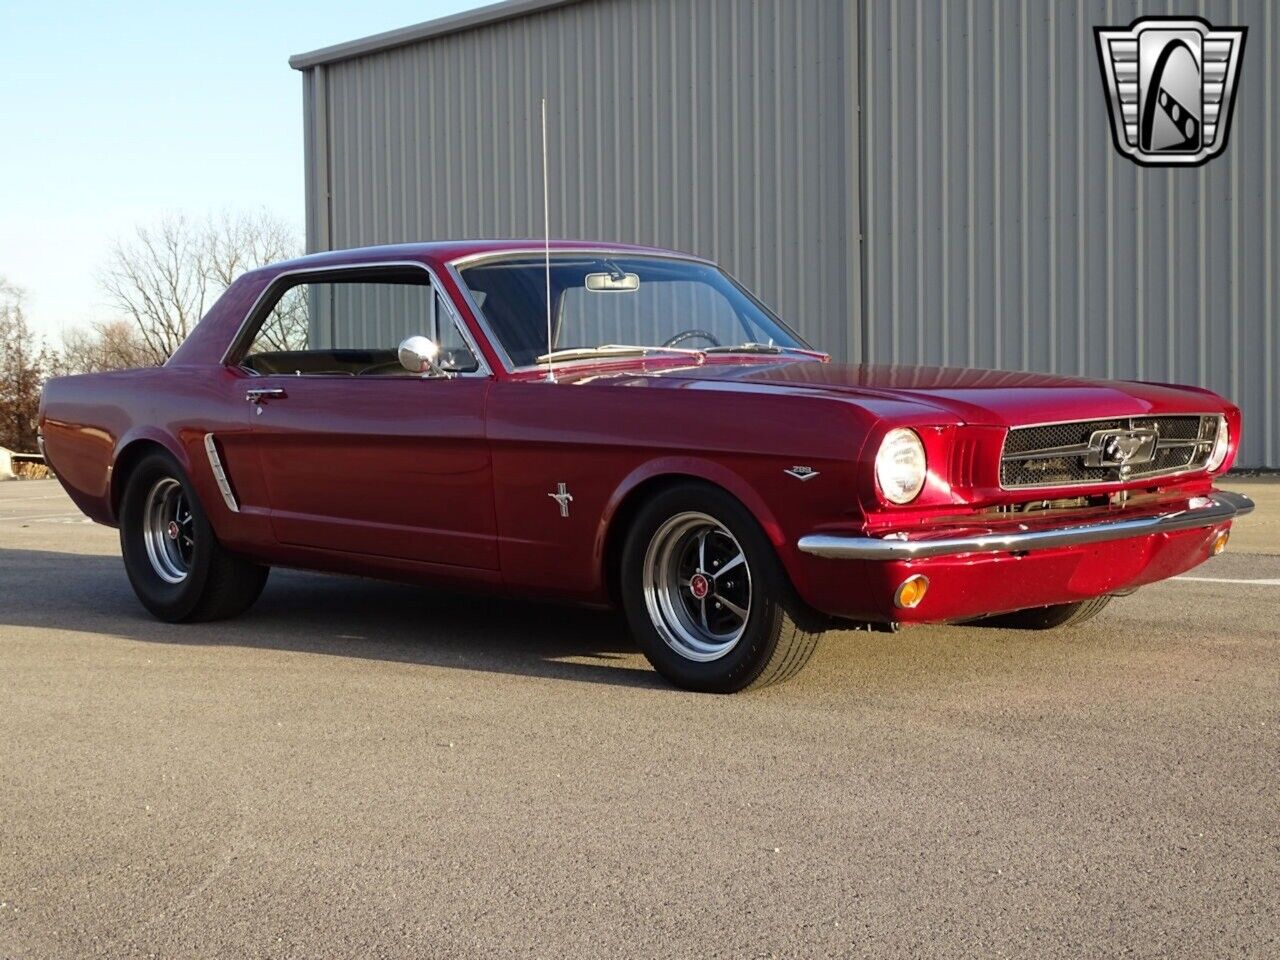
38, 270, 271, 530
40, 369, 172, 524
39, 366, 259, 538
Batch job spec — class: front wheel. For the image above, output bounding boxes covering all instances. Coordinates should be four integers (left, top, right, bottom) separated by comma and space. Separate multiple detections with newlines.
119, 450, 269, 623
620, 483, 823, 693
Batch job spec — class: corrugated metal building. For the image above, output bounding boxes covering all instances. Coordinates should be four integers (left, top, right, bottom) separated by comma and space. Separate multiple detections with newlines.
291, 0, 1279, 466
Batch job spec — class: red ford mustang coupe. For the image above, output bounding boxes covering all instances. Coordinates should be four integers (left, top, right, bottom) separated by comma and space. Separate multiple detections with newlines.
40, 240, 1252, 692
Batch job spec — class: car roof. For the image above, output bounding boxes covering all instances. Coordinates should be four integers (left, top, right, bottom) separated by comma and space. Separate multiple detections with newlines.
254, 239, 709, 276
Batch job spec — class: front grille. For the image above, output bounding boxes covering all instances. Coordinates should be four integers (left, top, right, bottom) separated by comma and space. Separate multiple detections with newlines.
1000, 415, 1218, 488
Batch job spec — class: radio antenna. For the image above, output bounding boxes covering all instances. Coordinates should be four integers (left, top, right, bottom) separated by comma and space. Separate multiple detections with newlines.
540, 97, 555, 383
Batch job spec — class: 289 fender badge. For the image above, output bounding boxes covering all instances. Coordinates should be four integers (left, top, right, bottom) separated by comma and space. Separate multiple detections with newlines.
1094, 16, 1246, 167
784, 466, 820, 481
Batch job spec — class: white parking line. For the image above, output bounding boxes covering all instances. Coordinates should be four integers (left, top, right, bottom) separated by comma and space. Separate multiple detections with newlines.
0, 514, 90, 523
1173, 576, 1280, 586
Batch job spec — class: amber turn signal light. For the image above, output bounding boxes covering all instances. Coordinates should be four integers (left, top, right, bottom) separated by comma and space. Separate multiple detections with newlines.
1212, 530, 1230, 555
894, 575, 929, 609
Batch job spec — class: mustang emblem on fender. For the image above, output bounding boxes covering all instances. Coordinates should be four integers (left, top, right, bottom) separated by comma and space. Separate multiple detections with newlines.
548, 482, 574, 517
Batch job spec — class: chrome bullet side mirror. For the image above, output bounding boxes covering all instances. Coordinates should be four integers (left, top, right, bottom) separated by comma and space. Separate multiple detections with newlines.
398, 336, 446, 377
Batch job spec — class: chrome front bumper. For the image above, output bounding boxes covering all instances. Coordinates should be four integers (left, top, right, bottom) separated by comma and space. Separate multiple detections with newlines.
797, 491, 1254, 562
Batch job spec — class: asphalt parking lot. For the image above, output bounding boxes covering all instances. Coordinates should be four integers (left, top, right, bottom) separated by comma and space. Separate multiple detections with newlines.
1, 478, 1277, 959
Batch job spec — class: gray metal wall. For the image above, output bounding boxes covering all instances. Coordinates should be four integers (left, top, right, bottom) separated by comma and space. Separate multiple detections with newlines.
861, 0, 1278, 466
301, 0, 1278, 465
302, 0, 860, 361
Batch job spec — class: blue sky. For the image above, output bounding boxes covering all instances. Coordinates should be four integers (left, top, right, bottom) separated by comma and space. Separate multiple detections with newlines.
0, 0, 486, 338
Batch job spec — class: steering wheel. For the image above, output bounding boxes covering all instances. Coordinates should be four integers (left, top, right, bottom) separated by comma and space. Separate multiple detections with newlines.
663, 329, 722, 348
359, 350, 477, 377
359, 360, 417, 376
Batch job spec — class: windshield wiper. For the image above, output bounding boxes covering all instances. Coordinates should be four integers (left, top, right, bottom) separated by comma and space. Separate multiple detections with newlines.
534, 344, 701, 363
704, 342, 805, 355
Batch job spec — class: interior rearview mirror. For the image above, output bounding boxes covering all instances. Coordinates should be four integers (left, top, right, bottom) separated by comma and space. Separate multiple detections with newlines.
398, 336, 445, 376
584, 272, 640, 292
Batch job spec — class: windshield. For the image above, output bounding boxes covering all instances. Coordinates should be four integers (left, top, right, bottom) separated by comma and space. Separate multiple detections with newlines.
455, 253, 811, 369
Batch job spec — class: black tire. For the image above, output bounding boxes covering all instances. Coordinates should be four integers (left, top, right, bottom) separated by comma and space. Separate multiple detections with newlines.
974, 595, 1112, 630
620, 482, 823, 693
118, 450, 269, 623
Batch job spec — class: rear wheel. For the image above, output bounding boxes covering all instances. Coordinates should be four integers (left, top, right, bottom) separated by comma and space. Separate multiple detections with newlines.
620, 483, 823, 693
974, 595, 1112, 630
119, 450, 268, 623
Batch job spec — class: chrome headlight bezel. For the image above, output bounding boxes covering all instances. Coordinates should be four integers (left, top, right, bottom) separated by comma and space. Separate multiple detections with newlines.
1206, 415, 1230, 472
875, 428, 927, 504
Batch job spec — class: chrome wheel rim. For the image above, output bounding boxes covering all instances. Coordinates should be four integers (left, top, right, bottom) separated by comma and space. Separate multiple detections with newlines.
641, 512, 752, 662
142, 477, 194, 584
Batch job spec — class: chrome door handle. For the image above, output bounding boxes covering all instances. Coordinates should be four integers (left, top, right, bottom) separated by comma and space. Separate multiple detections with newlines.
245, 388, 287, 403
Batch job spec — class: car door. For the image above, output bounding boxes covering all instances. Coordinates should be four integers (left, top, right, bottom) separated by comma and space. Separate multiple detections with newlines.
233, 263, 498, 570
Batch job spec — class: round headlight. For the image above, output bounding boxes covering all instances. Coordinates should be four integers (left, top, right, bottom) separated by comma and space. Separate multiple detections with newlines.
875, 428, 927, 504
1206, 415, 1230, 471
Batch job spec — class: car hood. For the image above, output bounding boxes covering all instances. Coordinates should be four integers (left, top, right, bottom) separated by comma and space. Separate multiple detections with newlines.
599, 360, 1227, 426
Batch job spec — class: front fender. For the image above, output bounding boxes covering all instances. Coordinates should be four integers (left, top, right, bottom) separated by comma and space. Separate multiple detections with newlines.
593, 449, 872, 610
599, 456, 789, 553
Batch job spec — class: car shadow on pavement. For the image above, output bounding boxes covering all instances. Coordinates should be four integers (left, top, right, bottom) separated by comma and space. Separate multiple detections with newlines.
0, 547, 666, 690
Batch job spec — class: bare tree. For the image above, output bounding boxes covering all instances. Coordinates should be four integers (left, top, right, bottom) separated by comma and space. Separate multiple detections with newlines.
100, 215, 210, 365
100, 211, 303, 365
0, 279, 55, 453
204, 210, 298, 288
56, 319, 152, 375
206, 211, 309, 353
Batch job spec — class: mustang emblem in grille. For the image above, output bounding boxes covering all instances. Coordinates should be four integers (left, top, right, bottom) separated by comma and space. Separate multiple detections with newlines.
1085, 428, 1160, 471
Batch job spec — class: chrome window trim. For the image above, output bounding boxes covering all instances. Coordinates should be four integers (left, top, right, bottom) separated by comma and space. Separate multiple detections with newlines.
446, 247, 813, 375
997, 412, 1221, 491
447, 246, 716, 269
220, 259, 492, 379
203, 433, 239, 513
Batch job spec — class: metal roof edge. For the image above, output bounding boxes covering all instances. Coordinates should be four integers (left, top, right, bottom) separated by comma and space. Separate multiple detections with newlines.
289, 0, 583, 70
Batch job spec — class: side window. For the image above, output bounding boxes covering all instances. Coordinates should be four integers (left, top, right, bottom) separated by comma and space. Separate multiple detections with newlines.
239, 272, 481, 377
